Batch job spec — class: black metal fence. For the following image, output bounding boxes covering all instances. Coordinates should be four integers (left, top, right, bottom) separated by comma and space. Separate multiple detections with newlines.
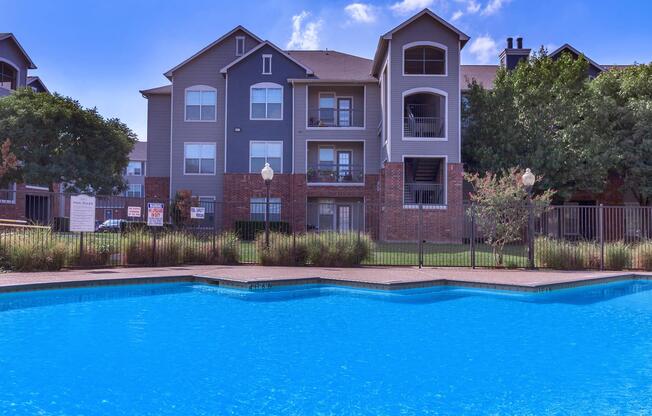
1, 189, 651, 271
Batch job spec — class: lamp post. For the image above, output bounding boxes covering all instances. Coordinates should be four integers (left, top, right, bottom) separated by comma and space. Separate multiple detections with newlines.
261, 163, 274, 248
522, 168, 536, 269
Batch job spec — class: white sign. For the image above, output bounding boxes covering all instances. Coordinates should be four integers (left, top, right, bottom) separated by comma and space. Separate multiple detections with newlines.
147, 202, 165, 226
190, 206, 205, 220
70, 195, 96, 232
127, 206, 142, 218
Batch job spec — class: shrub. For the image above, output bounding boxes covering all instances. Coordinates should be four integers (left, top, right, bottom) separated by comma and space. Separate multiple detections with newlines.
604, 241, 632, 270
256, 232, 308, 266
124, 230, 153, 265
305, 232, 373, 267
534, 237, 598, 270
0, 229, 70, 271
634, 241, 652, 271
214, 232, 240, 264
79, 243, 114, 267
155, 233, 184, 266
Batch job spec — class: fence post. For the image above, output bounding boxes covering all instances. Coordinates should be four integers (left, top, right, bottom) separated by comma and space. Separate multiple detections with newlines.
418, 202, 423, 268
470, 205, 476, 269
79, 231, 84, 261
599, 203, 605, 270
527, 199, 535, 269
152, 228, 157, 266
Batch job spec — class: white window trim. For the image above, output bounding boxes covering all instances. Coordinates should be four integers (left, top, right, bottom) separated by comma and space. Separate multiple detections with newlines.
183, 142, 217, 176
401, 155, 448, 209
402, 41, 448, 77
262, 54, 272, 75
235, 36, 245, 56
306, 89, 366, 130
0, 58, 20, 91
0, 183, 16, 204
184, 85, 217, 122
250, 82, 283, 121
402, 87, 448, 142
249, 140, 284, 173
126, 160, 145, 176
125, 183, 144, 198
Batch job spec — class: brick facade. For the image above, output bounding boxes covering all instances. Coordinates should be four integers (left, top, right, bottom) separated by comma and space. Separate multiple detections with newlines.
145, 177, 170, 200
379, 162, 464, 242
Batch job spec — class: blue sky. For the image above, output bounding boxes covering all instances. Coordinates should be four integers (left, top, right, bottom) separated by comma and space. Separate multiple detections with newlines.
3, 0, 651, 140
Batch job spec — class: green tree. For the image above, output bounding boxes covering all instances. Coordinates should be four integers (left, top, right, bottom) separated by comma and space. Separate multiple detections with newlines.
0, 139, 17, 182
591, 64, 652, 205
466, 168, 554, 266
0, 88, 136, 193
462, 48, 614, 200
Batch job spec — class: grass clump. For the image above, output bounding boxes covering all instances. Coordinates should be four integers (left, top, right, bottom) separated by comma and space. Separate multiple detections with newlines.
79, 243, 114, 267
634, 241, 652, 271
305, 232, 373, 267
0, 230, 69, 271
256, 232, 308, 266
214, 232, 240, 264
604, 241, 632, 270
534, 237, 585, 270
124, 230, 154, 265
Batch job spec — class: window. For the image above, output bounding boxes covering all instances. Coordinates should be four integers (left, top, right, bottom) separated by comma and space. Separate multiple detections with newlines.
125, 184, 144, 198
0, 62, 17, 90
185, 86, 217, 121
262, 54, 272, 74
318, 200, 335, 231
318, 93, 336, 125
250, 141, 283, 173
250, 197, 281, 221
250, 83, 283, 120
404, 44, 446, 75
184, 143, 216, 175
0, 183, 16, 204
235, 36, 245, 56
126, 161, 144, 176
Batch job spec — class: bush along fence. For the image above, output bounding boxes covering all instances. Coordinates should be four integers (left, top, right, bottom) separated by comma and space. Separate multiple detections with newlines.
1, 189, 652, 272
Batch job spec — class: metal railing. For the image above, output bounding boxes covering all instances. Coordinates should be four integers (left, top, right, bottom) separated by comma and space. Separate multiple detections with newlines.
307, 108, 364, 128
307, 164, 364, 184
404, 183, 445, 205
1, 188, 651, 271
404, 104, 444, 138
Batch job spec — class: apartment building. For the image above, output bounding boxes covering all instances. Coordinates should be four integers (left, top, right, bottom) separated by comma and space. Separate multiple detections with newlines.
141, 8, 468, 241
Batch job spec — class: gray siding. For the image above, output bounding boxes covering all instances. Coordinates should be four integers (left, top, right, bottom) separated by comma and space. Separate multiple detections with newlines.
145, 94, 171, 177
0, 37, 29, 88
225, 44, 308, 173
388, 15, 461, 163
170, 30, 260, 200
293, 82, 381, 174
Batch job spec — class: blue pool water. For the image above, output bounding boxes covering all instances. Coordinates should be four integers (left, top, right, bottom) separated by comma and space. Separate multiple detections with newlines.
1, 281, 652, 415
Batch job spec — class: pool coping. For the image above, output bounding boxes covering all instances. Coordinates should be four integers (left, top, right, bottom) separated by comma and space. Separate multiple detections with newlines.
0, 268, 650, 295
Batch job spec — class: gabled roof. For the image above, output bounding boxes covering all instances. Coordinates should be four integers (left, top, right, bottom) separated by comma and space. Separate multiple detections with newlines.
371, 8, 470, 76
549, 43, 604, 72
220, 41, 314, 75
0, 33, 37, 69
139, 84, 172, 97
287, 50, 374, 82
164, 26, 263, 79
26, 76, 49, 93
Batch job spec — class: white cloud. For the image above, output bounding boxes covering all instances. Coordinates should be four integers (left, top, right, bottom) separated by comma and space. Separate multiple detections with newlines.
451, 10, 464, 20
450, 0, 481, 21
481, 0, 509, 15
287, 11, 322, 50
345, 3, 377, 23
389, 0, 434, 15
469, 35, 499, 64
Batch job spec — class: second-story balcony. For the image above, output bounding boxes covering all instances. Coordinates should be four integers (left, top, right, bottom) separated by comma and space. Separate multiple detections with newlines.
403, 92, 446, 139
306, 86, 365, 129
306, 141, 365, 185
307, 163, 365, 184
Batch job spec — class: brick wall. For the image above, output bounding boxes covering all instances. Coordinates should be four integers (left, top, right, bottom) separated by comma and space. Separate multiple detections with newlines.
378, 162, 464, 242
145, 177, 170, 200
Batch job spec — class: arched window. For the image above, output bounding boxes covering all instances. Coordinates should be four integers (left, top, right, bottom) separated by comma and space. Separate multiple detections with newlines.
0, 61, 18, 90
403, 43, 446, 75
185, 85, 217, 121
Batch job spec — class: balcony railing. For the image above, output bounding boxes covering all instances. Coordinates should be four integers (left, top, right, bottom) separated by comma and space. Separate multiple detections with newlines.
308, 108, 364, 128
403, 104, 445, 138
307, 164, 364, 184
404, 183, 445, 205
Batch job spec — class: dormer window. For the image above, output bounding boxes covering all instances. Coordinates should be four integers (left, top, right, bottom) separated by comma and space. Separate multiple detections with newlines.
403, 42, 447, 76
235, 36, 245, 56
0, 62, 18, 90
262, 55, 272, 75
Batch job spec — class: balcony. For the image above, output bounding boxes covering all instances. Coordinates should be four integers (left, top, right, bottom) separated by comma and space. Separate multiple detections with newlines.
307, 163, 364, 184
307, 108, 364, 128
403, 183, 445, 205
403, 157, 446, 206
306, 86, 365, 129
403, 92, 446, 139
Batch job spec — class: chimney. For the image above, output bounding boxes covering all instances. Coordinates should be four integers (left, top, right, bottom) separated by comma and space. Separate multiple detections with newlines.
500, 36, 531, 70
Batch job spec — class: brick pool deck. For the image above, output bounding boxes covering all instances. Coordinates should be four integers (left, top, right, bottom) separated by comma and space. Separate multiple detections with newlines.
1, 266, 650, 293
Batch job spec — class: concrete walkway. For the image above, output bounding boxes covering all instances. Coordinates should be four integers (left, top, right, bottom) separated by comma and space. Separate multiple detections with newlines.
1, 265, 650, 293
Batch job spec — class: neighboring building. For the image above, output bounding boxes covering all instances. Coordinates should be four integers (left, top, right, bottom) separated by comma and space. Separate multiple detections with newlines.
0, 33, 38, 97
141, 9, 469, 241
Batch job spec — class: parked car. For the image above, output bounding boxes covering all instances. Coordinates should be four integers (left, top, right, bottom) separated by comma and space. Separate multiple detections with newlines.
96, 219, 125, 233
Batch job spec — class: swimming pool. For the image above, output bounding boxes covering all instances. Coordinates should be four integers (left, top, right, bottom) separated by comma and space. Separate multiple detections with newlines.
1, 280, 651, 415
